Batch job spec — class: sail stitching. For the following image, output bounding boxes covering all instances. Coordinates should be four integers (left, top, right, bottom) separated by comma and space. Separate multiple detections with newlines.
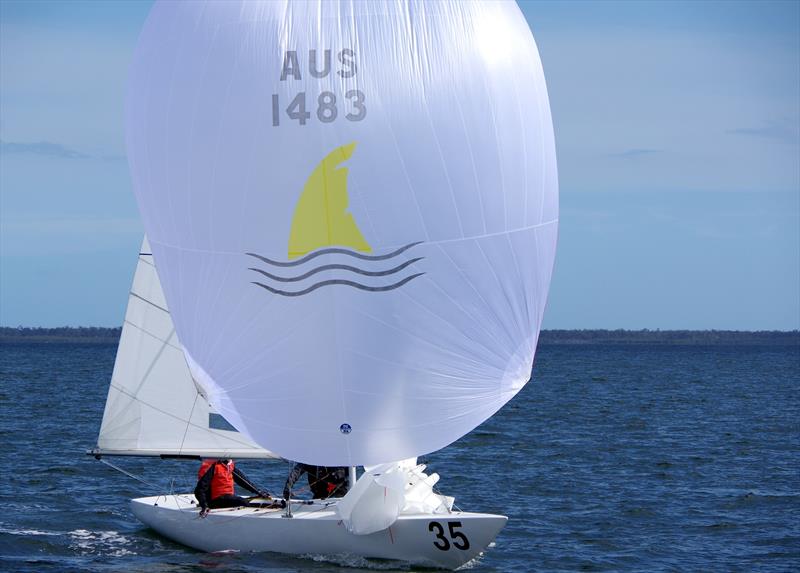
122, 319, 182, 352
148, 219, 557, 256
106, 383, 269, 451
129, 291, 169, 314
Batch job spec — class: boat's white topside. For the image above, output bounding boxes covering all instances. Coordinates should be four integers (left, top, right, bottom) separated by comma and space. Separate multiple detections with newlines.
131, 494, 507, 570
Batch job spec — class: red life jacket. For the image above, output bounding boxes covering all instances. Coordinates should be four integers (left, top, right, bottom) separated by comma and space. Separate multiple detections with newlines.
198, 459, 235, 499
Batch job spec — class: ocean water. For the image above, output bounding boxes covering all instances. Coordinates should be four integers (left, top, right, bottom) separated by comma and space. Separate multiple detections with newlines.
0, 342, 798, 572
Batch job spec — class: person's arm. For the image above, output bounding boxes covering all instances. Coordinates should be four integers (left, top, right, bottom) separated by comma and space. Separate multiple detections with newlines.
233, 466, 271, 497
283, 463, 306, 500
194, 465, 215, 514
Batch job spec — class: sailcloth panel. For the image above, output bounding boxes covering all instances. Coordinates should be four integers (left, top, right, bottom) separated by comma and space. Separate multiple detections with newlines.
126, 0, 558, 466
95, 237, 277, 459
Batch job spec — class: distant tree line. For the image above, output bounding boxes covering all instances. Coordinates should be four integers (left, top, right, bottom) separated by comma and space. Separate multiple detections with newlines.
539, 329, 799, 346
1, 326, 797, 346
0, 326, 122, 344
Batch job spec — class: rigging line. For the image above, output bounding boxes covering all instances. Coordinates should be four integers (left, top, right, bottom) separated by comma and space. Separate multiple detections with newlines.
177, 392, 201, 457
298, 501, 339, 517
430, 483, 455, 514
99, 457, 162, 490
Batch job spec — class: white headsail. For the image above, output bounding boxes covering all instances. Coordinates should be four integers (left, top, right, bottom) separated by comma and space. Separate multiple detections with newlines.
94, 237, 276, 459
125, 0, 558, 466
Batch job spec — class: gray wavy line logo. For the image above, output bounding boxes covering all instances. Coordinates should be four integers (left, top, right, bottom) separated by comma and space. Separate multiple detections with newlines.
245, 241, 423, 268
246, 242, 424, 297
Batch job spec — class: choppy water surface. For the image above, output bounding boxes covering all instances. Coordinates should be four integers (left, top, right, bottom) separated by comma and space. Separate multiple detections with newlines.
0, 342, 798, 572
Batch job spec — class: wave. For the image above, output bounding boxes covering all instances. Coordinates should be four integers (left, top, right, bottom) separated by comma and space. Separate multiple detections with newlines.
69, 529, 136, 557
248, 257, 423, 283
245, 241, 422, 268
0, 525, 60, 536
252, 272, 424, 297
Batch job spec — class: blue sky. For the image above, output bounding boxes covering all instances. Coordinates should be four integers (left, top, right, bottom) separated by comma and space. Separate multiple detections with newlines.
0, 0, 798, 329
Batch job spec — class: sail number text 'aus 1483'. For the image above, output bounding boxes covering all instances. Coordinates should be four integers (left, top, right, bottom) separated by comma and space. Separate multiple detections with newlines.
273, 49, 367, 126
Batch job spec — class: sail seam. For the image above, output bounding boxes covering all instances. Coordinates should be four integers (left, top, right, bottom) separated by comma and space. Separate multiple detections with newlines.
149, 219, 558, 256
129, 291, 169, 314
105, 383, 269, 451
122, 320, 182, 351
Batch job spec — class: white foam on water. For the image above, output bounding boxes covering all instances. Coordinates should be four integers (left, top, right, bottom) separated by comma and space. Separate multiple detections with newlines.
302, 552, 413, 570
0, 525, 61, 537
68, 529, 136, 557
456, 551, 486, 570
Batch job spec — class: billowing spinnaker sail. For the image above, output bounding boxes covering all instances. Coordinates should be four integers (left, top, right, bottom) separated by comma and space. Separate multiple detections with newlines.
126, 0, 558, 466
95, 237, 276, 459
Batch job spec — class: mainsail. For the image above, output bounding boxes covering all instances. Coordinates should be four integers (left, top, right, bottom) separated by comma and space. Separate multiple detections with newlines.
93, 237, 276, 459
125, 0, 558, 466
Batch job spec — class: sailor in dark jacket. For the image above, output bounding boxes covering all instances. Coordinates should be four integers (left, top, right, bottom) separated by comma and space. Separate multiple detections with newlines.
283, 463, 349, 501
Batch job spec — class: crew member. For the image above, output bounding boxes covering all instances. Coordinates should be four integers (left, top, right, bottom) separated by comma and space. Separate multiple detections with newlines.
283, 463, 350, 501
195, 458, 273, 517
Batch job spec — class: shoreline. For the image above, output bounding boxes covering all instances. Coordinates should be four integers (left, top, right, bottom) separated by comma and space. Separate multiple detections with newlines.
1, 327, 797, 346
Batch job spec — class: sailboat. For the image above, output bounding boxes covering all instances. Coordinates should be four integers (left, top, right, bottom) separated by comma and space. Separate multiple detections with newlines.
92, 236, 506, 569
94, 0, 558, 569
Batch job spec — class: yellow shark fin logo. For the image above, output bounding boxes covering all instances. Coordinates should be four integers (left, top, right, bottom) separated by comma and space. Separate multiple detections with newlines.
288, 142, 372, 259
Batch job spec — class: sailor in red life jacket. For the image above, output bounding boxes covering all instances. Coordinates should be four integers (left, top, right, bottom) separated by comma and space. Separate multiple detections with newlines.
194, 458, 276, 517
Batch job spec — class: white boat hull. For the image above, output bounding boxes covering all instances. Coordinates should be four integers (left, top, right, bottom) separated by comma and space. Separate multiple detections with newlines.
131, 494, 507, 569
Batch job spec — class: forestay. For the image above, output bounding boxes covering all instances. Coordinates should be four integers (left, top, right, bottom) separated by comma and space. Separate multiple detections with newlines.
94, 237, 276, 459
125, 0, 558, 466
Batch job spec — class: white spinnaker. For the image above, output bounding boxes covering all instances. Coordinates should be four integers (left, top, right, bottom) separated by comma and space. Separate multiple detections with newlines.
95, 237, 276, 459
126, 0, 558, 466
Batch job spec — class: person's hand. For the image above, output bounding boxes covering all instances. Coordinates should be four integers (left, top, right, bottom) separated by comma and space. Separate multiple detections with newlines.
199, 507, 210, 518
